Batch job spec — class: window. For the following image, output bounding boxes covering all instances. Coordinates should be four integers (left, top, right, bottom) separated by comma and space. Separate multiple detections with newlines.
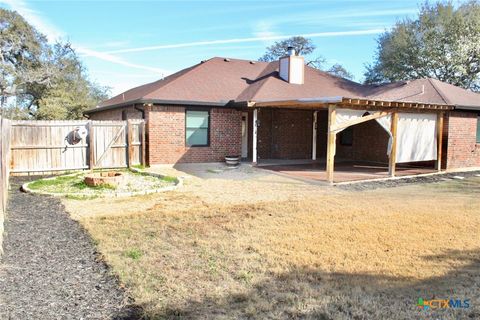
477, 116, 480, 143
186, 110, 210, 146
340, 127, 353, 146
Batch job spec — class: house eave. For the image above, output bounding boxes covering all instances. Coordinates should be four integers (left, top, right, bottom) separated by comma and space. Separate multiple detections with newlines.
453, 104, 480, 112
84, 99, 231, 114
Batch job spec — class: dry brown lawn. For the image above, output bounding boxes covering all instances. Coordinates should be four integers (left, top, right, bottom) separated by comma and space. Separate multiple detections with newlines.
64, 168, 480, 319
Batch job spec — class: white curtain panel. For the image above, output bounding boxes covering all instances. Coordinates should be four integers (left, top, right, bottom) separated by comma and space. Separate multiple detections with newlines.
334, 109, 366, 133
396, 113, 437, 163
373, 113, 393, 155
334, 109, 437, 162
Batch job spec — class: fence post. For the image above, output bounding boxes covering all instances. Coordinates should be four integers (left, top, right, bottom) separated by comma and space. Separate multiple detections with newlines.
127, 120, 133, 167
88, 120, 95, 170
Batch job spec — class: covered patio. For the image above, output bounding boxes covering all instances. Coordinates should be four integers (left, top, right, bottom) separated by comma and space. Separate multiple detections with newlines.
247, 96, 453, 184
257, 160, 437, 183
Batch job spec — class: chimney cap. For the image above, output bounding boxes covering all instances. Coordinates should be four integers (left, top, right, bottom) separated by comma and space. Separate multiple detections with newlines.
287, 46, 296, 56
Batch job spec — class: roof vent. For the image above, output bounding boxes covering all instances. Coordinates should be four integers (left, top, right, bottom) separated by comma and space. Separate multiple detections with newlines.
250, 61, 256, 64
224, 58, 231, 62
200, 60, 206, 63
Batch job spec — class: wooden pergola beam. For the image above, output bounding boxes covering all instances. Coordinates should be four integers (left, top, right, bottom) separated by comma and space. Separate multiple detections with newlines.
326, 105, 337, 184
388, 112, 399, 177
251, 98, 454, 112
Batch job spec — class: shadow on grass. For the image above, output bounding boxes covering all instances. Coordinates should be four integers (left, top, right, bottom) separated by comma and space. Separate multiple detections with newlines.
148, 249, 479, 320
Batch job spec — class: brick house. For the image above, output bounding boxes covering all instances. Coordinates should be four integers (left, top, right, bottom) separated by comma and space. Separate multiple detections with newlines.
85, 50, 480, 182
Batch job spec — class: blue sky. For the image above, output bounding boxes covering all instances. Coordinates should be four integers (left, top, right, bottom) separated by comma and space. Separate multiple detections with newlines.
1, 0, 433, 97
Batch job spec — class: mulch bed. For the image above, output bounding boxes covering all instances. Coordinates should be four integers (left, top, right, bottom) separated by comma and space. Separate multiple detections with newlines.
0, 177, 142, 319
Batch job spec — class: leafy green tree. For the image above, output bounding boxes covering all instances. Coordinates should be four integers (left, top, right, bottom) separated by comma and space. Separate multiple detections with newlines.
35, 43, 109, 120
365, 1, 480, 91
259, 36, 353, 79
0, 8, 51, 112
327, 64, 354, 80
259, 36, 316, 61
0, 8, 109, 119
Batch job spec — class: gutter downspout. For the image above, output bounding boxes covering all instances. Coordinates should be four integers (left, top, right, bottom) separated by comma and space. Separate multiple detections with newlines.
134, 104, 146, 119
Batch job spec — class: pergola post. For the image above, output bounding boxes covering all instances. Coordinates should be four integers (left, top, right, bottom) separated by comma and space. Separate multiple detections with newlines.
326, 105, 336, 183
388, 112, 399, 177
252, 108, 258, 165
436, 112, 444, 171
312, 111, 317, 160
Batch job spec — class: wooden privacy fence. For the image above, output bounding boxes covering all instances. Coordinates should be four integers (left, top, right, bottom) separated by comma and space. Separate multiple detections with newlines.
9, 119, 145, 174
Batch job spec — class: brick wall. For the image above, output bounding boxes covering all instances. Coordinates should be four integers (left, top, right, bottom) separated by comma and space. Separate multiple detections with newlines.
147, 105, 242, 164
88, 105, 143, 120
351, 120, 389, 163
445, 111, 480, 169
256, 108, 389, 162
257, 108, 313, 159
316, 113, 389, 163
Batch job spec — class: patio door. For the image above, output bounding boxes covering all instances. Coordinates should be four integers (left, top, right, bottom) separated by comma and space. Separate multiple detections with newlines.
241, 112, 248, 158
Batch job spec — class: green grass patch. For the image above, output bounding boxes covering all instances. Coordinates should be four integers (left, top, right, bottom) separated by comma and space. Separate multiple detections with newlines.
28, 174, 80, 190
161, 176, 178, 183
124, 248, 143, 260
65, 194, 99, 200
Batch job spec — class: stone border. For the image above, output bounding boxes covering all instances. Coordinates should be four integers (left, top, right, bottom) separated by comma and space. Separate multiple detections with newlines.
21, 168, 183, 198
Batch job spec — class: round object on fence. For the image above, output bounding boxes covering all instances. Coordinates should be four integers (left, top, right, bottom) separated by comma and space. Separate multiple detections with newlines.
65, 126, 88, 145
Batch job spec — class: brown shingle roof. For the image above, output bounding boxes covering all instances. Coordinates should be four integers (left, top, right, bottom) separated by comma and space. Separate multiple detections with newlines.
236, 60, 367, 102
90, 57, 480, 112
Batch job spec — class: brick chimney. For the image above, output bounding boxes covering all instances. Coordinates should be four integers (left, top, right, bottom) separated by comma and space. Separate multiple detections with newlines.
279, 46, 304, 85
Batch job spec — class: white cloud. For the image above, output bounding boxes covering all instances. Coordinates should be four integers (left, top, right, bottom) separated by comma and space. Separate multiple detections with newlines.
0, 0, 168, 76
102, 29, 384, 55
263, 8, 418, 27
253, 20, 278, 39
1, 0, 64, 41
76, 47, 168, 75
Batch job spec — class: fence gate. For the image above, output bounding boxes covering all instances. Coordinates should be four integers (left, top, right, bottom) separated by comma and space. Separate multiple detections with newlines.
9, 119, 145, 174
